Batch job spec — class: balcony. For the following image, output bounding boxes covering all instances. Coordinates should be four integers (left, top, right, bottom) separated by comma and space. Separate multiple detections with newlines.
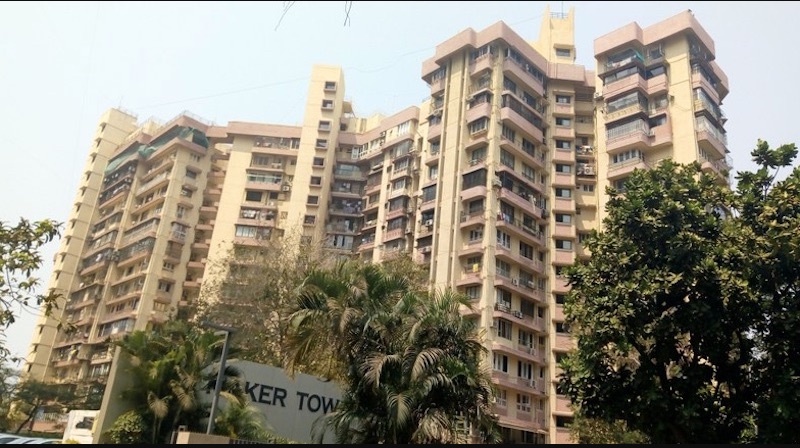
553, 249, 575, 265
700, 156, 731, 185
553, 276, 570, 292
552, 172, 573, 187
554, 395, 573, 414
382, 228, 405, 243
457, 264, 483, 287
554, 333, 574, 351
494, 276, 546, 304
465, 101, 492, 124
552, 149, 574, 163
136, 171, 170, 196
460, 185, 487, 202
493, 304, 546, 334
607, 156, 651, 180
460, 208, 485, 228
576, 190, 596, 208
499, 135, 545, 171
606, 121, 650, 153
552, 197, 573, 212
553, 126, 574, 139
605, 102, 648, 124
650, 122, 673, 148
502, 57, 545, 97
696, 117, 728, 158
500, 108, 544, 144
602, 73, 647, 99
495, 215, 546, 250
553, 102, 574, 116
492, 341, 546, 366
555, 427, 573, 444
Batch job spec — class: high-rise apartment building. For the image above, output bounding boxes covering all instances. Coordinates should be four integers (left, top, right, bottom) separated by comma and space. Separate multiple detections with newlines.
24, 7, 728, 444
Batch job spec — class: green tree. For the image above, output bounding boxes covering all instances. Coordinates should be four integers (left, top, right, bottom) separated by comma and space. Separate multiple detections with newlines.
568, 413, 649, 444
214, 399, 298, 443
112, 320, 247, 444
106, 410, 148, 444
195, 232, 331, 367
12, 380, 76, 433
560, 160, 757, 443
735, 140, 800, 443
286, 260, 499, 444
0, 218, 61, 362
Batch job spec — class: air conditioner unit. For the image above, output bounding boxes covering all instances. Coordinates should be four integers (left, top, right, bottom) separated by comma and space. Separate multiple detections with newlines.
432, 109, 443, 118
511, 279, 519, 286
466, 93, 476, 101
406, 207, 415, 213
281, 185, 291, 192
405, 226, 412, 234
648, 129, 656, 137
525, 280, 535, 289
512, 310, 523, 319
271, 162, 282, 169
425, 219, 434, 226
379, 131, 386, 138
420, 246, 432, 254
584, 165, 595, 175
593, 92, 603, 100
492, 179, 503, 188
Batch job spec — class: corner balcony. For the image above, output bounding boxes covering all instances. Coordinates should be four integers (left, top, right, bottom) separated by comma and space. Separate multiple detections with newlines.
700, 156, 731, 186
465, 101, 492, 124
500, 107, 544, 144
460, 185, 488, 202
492, 340, 546, 366
502, 57, 545, 97
494, 274, 546, 304
492, 303, 546, 334
499, 135, 545, 171
696, 117, 728, 159
460, 208, 486, 228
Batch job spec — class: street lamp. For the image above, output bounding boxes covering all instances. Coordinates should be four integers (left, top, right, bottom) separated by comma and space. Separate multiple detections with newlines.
201, 321, 236, 435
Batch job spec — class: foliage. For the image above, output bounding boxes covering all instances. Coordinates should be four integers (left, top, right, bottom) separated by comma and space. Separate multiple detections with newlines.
560, 160, 757, 443
214, 399, 298, 444
111, 320, 246, 444
0, 219, 61, 362
561, 142, 800, 444
568, 414, 649, 444
734, 140, 800, 443
106, 410, 148, 444
12, 380, 77, 434
195, 232, 332, 367
286, 259, 499, 444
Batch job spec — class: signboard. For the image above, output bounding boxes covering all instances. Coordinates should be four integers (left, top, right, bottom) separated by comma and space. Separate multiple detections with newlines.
61, 410, 98, 444
227, 360, 342, 443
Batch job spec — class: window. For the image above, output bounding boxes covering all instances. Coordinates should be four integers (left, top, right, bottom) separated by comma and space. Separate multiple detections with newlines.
391, 178, 407, 192
495, 318, 512, 340
315, 139, 328, 149
324, 81, 337, 91
180, 187, 193, 198
578, 232, 590, 244
555, 294, 567, 305
518, 361, 533, 380
555, 164, 572, 174
396, 120, 411, 136
555, 213, 572, 224
430, 140, 441, 155
303, 215, 316, 225
307, 195, 319, 205
556, 239, 573, 250
493, 353, 508, 372
555, 48, 571, 58
251, 155, 270, 166
611, 149, 644, 165
556, 416, 574, 428
556, 117, 571, 127
581, 184, 595, 192
235, 225, 257, 238
556, 322, 570, 333
496, 289, 512, 309
500, 150, 515, 169
428, 164, 438, 181
465, 286, 480, 300
496, 230, 511, 249
517, 393, 531, 412
555, 188, 572, 198
245, 190, 263, 202
313, 157, 325, 167
310, 176, 322, 186
555, 139, 571, 149
555, 94, 571, 104
468, 118, 488, 134
469, 227, 483, 242
462, 169, 486, 190
176, 205, 187, 219
190, 153, 202, 163
321, 99, 334, 109
157, 281, 172, 293
185, 169, 198, 179
519, 241, 533, 259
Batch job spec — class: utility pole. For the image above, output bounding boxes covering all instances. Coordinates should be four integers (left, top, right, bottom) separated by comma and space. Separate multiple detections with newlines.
202, 321, 236, 435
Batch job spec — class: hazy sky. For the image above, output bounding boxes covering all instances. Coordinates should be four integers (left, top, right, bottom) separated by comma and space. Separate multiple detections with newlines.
1, 1, 798, 364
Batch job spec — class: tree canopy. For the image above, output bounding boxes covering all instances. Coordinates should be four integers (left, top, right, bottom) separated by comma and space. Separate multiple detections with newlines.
285, 259, 500, 444
560, 141, 800, 444
0, 218, 61, 362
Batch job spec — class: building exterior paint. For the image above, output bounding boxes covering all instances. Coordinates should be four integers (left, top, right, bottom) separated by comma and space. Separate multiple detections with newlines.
24, 7, 728, 444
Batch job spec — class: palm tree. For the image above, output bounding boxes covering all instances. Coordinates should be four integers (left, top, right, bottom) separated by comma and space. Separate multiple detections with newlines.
113, 320, 246, 443
286, 260, 500, 444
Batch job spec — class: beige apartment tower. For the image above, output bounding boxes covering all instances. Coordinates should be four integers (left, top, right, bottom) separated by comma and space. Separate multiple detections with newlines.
24, 7, 728, 444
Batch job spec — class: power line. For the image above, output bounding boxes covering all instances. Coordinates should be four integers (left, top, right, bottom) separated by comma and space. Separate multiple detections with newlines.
275, 1, 297, 31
